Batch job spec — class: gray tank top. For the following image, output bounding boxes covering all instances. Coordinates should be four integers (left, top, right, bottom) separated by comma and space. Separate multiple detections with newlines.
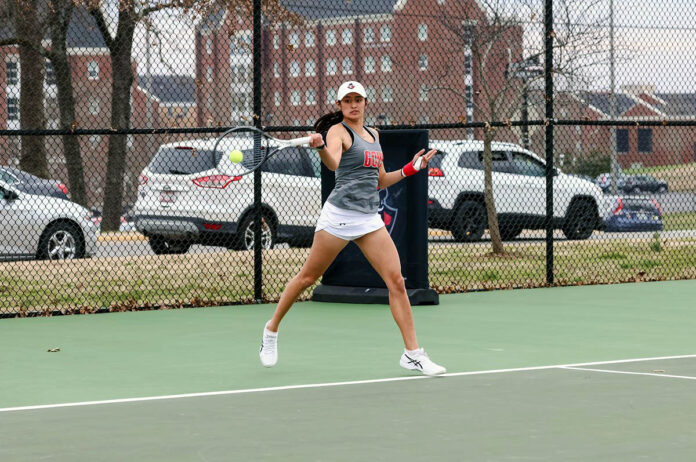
326, 122, 383, 213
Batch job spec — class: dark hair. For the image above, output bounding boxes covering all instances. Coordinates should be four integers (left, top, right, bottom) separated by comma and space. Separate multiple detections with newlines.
314, 110, 343, 136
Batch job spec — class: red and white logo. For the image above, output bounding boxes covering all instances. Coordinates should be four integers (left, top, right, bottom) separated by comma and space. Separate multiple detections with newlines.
363, 150, 383, 168
348, 83, 355, 89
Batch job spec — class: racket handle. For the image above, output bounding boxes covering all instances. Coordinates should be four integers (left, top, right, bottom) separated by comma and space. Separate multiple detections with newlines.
287, 136, 312, 147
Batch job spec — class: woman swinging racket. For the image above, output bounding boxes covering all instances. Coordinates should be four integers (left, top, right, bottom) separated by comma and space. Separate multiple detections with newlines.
260, 81, 446, 376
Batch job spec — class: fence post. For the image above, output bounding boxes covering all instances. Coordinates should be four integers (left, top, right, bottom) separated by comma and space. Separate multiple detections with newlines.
544, 0, 555, 285
253, 0, 263, 302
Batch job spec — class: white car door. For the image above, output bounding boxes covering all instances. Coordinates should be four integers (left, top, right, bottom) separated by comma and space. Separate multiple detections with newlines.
509, 151, 546, 216
483, 150, 522, 215
262, 147, 321, 227
0, 187, 37, 256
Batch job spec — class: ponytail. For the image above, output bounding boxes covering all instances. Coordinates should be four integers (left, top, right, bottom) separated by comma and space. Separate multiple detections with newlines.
313, 110, 343, 136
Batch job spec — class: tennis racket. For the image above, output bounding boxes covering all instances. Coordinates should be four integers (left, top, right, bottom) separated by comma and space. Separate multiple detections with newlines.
212, 126, 312, 177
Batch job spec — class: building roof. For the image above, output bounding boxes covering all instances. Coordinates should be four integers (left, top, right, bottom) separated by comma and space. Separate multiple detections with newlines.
579, 92, 638, 116
0, 8, 106, 49
654, 93, 696, 117
281, 0, 399, 20
139, 75, 196, 105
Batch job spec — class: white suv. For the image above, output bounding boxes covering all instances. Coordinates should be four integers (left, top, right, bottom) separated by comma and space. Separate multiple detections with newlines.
131, 138, 322, 254
427, 140, 607, 241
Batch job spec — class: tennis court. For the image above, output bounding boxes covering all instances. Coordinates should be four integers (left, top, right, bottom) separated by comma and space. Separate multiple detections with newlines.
2, 279, 695, 461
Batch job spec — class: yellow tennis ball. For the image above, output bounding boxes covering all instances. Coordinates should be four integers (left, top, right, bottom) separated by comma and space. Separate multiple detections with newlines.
228, 150, 244, 163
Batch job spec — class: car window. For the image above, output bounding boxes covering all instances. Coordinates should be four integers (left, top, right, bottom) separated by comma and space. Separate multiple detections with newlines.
477, 151, 514, 173
148, 147, 218, 174
510, 152, 546, 177
0, 170, 18, 184
457, 151, 482, 170
262, 147, 313, 177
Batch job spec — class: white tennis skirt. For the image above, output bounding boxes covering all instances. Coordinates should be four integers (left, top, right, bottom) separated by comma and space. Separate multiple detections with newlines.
315, 201, 385, 241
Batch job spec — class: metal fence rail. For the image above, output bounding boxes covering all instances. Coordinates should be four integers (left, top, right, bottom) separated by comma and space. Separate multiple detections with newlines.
1, 0, 694, 316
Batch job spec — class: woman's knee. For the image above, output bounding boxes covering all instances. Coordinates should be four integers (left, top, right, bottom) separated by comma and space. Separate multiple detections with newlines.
385, 273, 406, 293
295, 271, 320, 289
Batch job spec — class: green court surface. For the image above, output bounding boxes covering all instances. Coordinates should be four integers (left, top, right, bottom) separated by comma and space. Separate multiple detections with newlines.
1, 280, 695, 461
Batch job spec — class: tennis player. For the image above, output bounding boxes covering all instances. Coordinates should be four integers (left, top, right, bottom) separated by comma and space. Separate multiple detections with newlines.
260, 81, 446, 376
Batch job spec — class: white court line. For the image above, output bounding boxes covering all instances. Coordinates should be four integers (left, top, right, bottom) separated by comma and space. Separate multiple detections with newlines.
1, 353, 695, 414
562, 366, 696, 381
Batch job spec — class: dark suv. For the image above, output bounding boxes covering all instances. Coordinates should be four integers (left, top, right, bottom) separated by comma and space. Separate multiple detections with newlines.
622, 175, 669, 194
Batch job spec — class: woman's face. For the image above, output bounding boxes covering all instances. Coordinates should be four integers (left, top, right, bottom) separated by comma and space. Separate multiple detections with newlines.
337, 93, 367, 121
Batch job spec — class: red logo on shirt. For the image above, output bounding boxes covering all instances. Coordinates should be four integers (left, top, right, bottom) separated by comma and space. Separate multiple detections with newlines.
363, 150, 383, 168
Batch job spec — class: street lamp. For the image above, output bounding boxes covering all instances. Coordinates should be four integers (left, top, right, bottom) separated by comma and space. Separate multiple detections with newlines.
508, 55, 543, 150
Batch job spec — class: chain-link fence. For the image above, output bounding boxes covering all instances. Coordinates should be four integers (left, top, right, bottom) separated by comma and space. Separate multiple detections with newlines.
1, 0, 695, 316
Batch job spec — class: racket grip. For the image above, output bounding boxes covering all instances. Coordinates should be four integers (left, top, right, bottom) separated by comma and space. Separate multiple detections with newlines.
288, 136, 312, 146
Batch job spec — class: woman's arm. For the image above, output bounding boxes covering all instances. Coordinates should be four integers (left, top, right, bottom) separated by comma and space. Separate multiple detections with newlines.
311, 124, 347, 171
377, 148, 437, 189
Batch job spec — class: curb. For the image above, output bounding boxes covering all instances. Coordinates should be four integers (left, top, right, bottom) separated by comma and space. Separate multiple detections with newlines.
97, 232, 148, 242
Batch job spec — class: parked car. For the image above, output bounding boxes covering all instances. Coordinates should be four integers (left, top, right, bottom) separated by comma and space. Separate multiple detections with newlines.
0, 180, 97, 260
604, 196, 663, 232
621, 175, 669, 194
131, 138, 322, 254
568, 173, 595, 183
0, 166, 70, 200
427, 140, 607, 241
595, 173, 626, 193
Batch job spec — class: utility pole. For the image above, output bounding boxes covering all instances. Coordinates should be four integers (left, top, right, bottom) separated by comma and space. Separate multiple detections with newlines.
609, 0, 619, 194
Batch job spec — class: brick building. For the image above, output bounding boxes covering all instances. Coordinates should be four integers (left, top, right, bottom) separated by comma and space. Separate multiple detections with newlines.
194, 0, 519, 139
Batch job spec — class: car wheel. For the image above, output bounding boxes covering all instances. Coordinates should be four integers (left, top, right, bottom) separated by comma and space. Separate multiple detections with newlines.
37, 221, 85, 260
499, 225, 523, 241
451, 200, 486, 242
562, 200, 597, 240
149, 235, 191, 255
234, 213, 276, 251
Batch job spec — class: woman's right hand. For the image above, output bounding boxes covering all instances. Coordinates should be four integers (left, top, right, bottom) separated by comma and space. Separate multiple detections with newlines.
308, 133, 325, 148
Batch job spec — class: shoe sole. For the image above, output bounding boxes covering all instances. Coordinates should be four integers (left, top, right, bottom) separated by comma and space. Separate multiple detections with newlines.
400, 362, 446, 376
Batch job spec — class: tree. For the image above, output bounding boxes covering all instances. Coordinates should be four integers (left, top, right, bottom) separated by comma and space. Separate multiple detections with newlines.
82, 0, 299, 231
430, 0, 608, 254
2, 0, 49, 179
1, 0, 89, 206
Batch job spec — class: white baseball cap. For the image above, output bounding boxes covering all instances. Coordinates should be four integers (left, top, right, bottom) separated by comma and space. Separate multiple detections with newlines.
336, 81, 367, 101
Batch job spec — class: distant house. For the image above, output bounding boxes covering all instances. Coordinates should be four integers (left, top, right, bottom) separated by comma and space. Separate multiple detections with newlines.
136, 74, 197, 128
528, 85, 696, 169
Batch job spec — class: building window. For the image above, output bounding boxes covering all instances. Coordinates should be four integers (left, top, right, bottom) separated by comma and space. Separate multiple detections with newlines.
305, 60, 316, 77
89, 134, 101, 147
88, 97, 100, 115
464, 53, 472, 75
206, 66, 213, 82
274, 62, 280, 78
87, 61, 99, 80
419, 115, 430, 124
418, 54, 428, 71
638, 129, 652, 153
206, 39, 212, 54
616, 129, 629, 153
363, 27, 374, 43
381, 55, 392, 73
305, 32, 315, 47
326, 30, 337, 46
326, 58, 337, 75
418, 24, 428, 41
342, 28, 353, 45
305, 89, 316, 105
289, 32, 300, 48
381, 86, 393, 102
289, 61, 300, 77
364, 56, 376, 74
7, 97, 18, 120
7, 61, 18, 85
327, 87, 337, 103
419, 84, 429, 102
273, 34, 280, 49
342, 57, 353, 75
366, 86, 377, 101
290, 90, 301, 106
380, 25, 391, 42
45, 61, 56, 85
274, 91, 281, 106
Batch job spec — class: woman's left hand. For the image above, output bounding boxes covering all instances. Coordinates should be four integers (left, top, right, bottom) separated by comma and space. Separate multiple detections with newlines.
412, 148, 437, 170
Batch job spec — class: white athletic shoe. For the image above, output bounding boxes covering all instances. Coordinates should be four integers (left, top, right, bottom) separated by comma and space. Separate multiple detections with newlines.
400, 348, 447, 376
259, 322, 278, 367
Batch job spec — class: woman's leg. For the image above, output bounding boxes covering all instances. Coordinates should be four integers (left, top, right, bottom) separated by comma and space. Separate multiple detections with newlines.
266, 230, 348, 332
354, 227, 418, 350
